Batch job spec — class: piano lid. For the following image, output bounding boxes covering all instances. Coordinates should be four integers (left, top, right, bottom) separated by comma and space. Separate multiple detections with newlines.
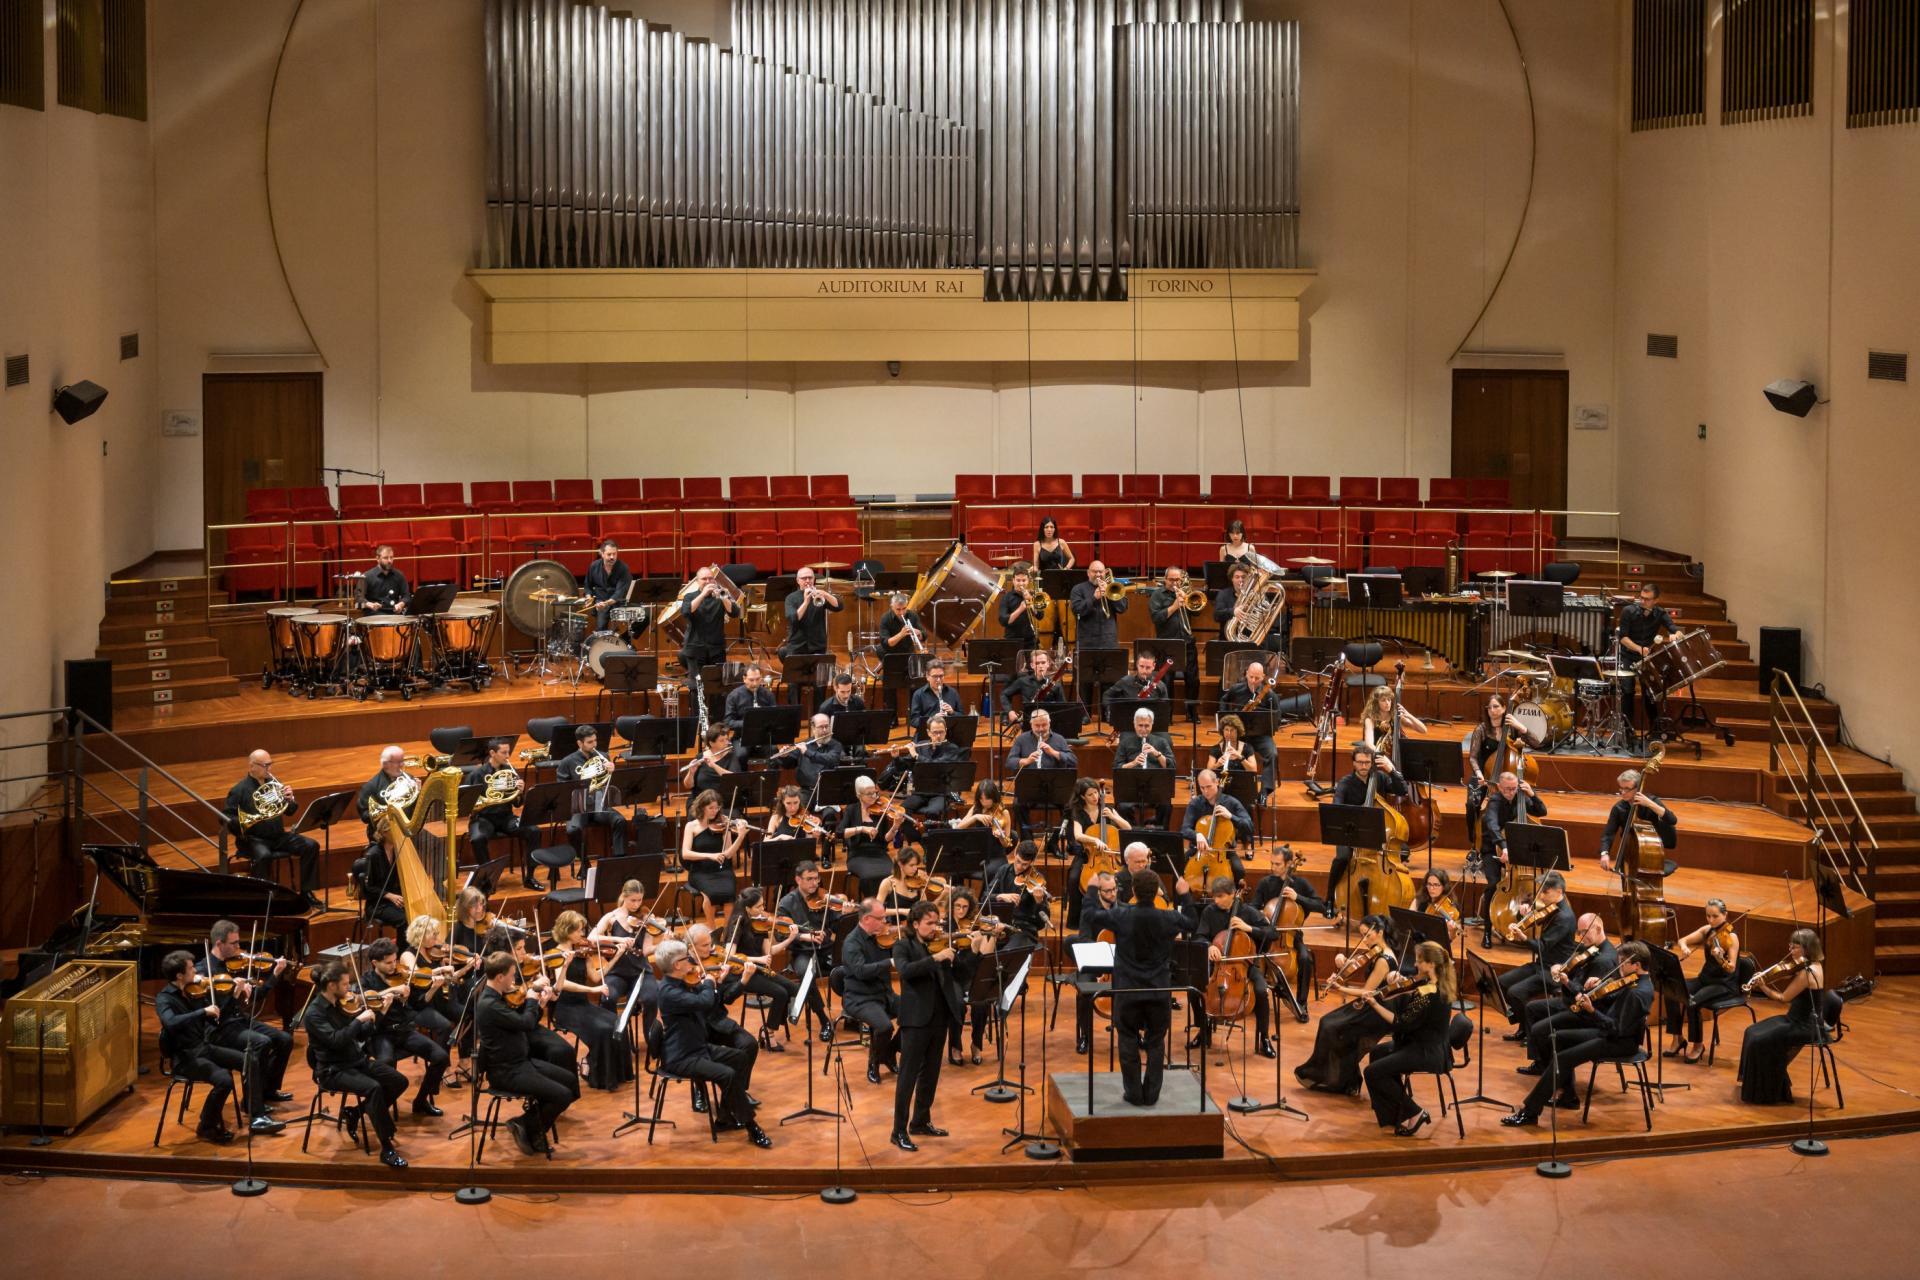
85, 844, 308, 919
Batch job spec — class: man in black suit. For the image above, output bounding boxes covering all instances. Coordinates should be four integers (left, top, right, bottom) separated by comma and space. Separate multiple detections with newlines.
1178, 769, 1254, 884
223, 749, 322, 910
1144, 566, 1201, 717
655, 938, 773, 1147
780, 566, 843, 660
474, 952, 575, 1156
461, 737, 528, 867
1115, 706, 1176, 829
1518, 912, 1618, 1056
677, 564, 738, 677
1080, 868, 1195, 1105
723, 663, 780, 769
781, 712, 846, 792
1000, 647, 1065, 728
155, 950, 277, 1143
890, 900, 964, 1150
1478, 768, 1551, 946
1496, 871, 1578, 1033
1217, 660, 1282, 796
908, 659, 965, 733
839, 898, 901, 1084
1503, 941, 1655, 1126
1069, 561, 1127, 710
303, 960, 410, 1167
555, 725, 627, 868
1005, 707, 1079, 831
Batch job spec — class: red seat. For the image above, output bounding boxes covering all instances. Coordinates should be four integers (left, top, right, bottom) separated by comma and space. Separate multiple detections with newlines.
410, 518, 465, 585
819, 508, 861, 567
470, 480, 513, 513
1428, 478, 1469, 508
1290, 475, 1331, 505
1409, 510, 1460, 570
1095, 506, 1146, 571
245, 488, 292, 522
1379, 477, 1420, 505
546, 515, 596, 574
1035, 473, 1074, 500
811, 474, 851, 501
511, 480, 555, 512
770, 475, 810, 503
1463, 513, 1512, 575
278, 487, 329, 523
338, 484, 382, 519
1506, 512, 1557, 577
1369, 525, 1416, 569
553, 478, 596, 511
1471, 478, 1509, 507
1163, 473, 1201, 499
636, 477, 679, 507
955, 473, 994, 502
776, 509, 822, 573
682, 511, 732, 572
1250, 474, 1288, 503
602, 477, 643, 509
730, 476, 770, 506
1338, 476, 1379, 506
504, 515, 552, 562
224, 525, 288, 598
734, 509, 779, 570
683, 476, 724, 503
995, 474, 1034, 501
1121, 473, 1161, 500
638, 510, 679, 576
966, 515, 1016, 565
1209, 474, 1249, 505
383, 483, 428, 517
1372, 506, 1418, 537
422, 482, 466, 515
1081, 473, 1121, 502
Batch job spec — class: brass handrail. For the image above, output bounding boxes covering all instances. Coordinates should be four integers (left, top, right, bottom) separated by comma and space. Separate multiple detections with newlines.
1768, 670, 1875, 898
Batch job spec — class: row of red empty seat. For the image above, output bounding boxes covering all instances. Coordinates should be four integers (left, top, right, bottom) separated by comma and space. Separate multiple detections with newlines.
954, 474, 1508, 507
242, 476, 853, 522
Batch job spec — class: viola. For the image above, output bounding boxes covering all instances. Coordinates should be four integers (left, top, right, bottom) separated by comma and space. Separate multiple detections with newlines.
1332, 942, 1385, 988
221, 950, 278, 978
1743, 953, 1811, 994
422, 941, 476, 968
803, 890, 854, 914
183, 973, 240, 999
1346, 971, 1424, 1012
1707, 921, 1738, 971
340, 984, 407, 1015
1015, 867, 1050, 899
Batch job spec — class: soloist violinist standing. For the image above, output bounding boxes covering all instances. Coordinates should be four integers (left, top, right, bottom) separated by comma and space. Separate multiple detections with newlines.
840, 898, 901, 1084
155, 951, 278, 1143
1080, 869, 1195, 1106
1253, 845, 1323, 1019
1494, 870, 1577, 1031
1146, 566, 1201, 716
1324, 744, 1409, 919
224, 750, 323, 911
890, 900, 964, 1150
998, 563, 1041, 647
1179, 770, 1253, 883
584, 540, 633, 632
678, 564, 738, 678
1597, 769, 1680, 870
909, 659, 965, 733
557, 725, 628, 866
1476, 770, 1550, 947
207, 920, 295, 1125
777, 860, 856, 1040
723, 663, 780, 768
780, 566, 842, 661
1001, 647, 1065, 726
360, 938, 450, 1115
474, 952, 575, 1156
1196, 877, 1279, 1058
1503, 941, 1654, 1126
1617, 582, 1677, 733
304, 960, 410, 1167
1116, 706, 1176, 829
462, 737, 528, 867
1217, 662, 1282, 796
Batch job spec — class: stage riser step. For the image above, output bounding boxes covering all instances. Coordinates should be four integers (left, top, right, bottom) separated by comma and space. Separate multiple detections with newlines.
96, 637, 225, 664
110, 657, 234, 689
108, 579, 221, 604
1776, 793, 1916, 819
99, 620, 216, 648
103, 597, 214, 623
110, 677, 242, 710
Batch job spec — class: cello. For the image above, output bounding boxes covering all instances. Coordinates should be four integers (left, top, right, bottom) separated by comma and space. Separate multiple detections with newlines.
1383, 663, 1438, 849
1486, 737, 1540, 941
1204, 891, 1264, 1023
1077, 780, 1125, 891
1610, 747, 1672, 945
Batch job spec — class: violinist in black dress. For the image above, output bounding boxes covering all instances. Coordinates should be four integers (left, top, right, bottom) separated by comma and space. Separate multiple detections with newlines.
1079, 869, 1196, 1106
681, 790, 749, 919
547, 911, 635, 1091
1666, 899, 1743, 1062
1296, 915, 1397, 1095
1362, 942, 1457, 1135
1738, 930, 1827, 1105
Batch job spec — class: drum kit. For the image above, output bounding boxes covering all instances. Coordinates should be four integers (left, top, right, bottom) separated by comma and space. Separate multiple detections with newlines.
1480, 624, 1728, 755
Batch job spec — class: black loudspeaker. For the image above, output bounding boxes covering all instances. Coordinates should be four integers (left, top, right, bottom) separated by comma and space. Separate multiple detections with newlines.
65, 658, 114, 733
1762, 379, 1818, 417
1758, 627, 1802, 693
52, 380, 109, 424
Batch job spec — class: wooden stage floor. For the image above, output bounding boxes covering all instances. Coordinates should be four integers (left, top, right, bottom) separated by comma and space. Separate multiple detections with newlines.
7, 975, 1915, 1194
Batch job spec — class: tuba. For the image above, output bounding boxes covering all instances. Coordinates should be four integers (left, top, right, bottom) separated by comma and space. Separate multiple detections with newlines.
1225, 553, 1290, 644
238, 778, 292, 832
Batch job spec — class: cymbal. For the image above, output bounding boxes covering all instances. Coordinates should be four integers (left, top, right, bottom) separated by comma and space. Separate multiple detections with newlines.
989, 554, 1023, 564
809, 560, 851, 570
1288, 555, 1334, 566
1477, 569, 1519, 579
1321, 577, 1348, 588
527, 588, 566, 602
1485, 649, 1539, 662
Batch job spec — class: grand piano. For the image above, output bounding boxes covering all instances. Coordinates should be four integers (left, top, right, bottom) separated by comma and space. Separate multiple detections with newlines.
12, 845, 311, 1011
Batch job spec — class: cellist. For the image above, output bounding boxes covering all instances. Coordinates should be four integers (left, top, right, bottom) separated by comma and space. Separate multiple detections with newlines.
1195, 877, 1278, 1058
1323, 745, 1409, 920
1178, 769, 1253, 885
1476, 769, 1549, 948
1254, 846, 1322, 1020
1596, 768, 1680, 871
1066, 777, 1130, 926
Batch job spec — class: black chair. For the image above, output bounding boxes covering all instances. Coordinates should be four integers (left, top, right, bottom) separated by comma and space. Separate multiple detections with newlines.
467, 1050, 556, 1163
1581, 1047, 1655, 1131
527, 716, 570, 758
1702, 954, 1759, 1066
1342, 640, 1387, 711
527, 843, 579, 893
430, 725, 474, 758
639, 1022, 720, 1145
1541, 561, 1581, 587
151, 1049, 244, 1147
299, 1046, 372, 1155
1398, 1013, 1472, 1139
1814, 989, 1848, 1110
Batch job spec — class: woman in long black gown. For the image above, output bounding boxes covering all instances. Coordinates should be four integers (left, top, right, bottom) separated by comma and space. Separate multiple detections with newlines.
1363, 941, 1457, 1135
1296, 914, 1398, 1095
1667, 897, 1743, 1063
1738, 928, 1826, 1106
547, 910, 635, 1092
681, 789, 749, 922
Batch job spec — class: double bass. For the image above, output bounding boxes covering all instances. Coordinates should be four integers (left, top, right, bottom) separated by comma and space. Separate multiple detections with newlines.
1611, 747, 1671, 945
1383, 663, 1438, 849
1349, 667, 1416, 916
1486, 738, 1540, 941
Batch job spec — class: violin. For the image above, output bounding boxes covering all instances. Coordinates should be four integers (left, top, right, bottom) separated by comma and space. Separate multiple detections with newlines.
700, 950, 751, 977
1743, 953, 1812, 993
899, 867, 951, 899
1015, 867, 1051, 899
184, 973, 240, 999
221, 950, 278, 978
421, 940, 477, 968
875, 922, 900, 948
803, 890, 854, 914
1509, 899, 1555, 935
1346, 971, 1426, 1012
748, 910, 800, 940
1332, 942, 1385, 988
1707, 921, 1738, 971
1552, 941, 1603, 984
340, 984, 407, 1015
1577, 968, 1640, 1007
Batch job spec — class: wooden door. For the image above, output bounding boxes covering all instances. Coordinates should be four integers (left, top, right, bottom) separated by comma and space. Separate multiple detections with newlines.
201, 372, 324, 529
1449, 370, 1568, 511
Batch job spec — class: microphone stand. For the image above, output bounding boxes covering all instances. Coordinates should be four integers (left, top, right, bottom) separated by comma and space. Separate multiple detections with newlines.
1534, 925, 1571, 1178
1023, 905, 1065, 1159
819, 1054, 858, 1204
230, 899, 275, 1198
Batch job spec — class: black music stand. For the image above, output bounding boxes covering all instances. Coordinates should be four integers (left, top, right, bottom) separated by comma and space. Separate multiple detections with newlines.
1457, 949, 1512, 1110
711, 771, 779, 814
1402, 566, 1446, 597
1013, 768, 1077, 847
618, 715, 695, 760
1390, 906, 1452, 969
561, 855, 653, 912
1220, 768, 1261, 813
742, 704, 805, 756
1318, 803, 1387, 945
292, 790, 358, 912
1346, 573, 1403, 609
920, 828, 996, 888
1029, 700, 1087, 740
517, 778, 575, 845
611, 761, 670, 817
828, 710, 895, 755
1641, 942, 1692, 1099
815, 765, 870, 811
966, 638, 1025, 680
1039, 569, 1079, 605
757, 837, 817, 898
1398, 738, 1463, 873
1507, 580, 1565, 617
445, 736, 498, 768
1110, 767, 1175, 827
879, 652, 915, 719
1075, 647, 1129, 729
1504, 823, 1572, 876
779, 655, 826, 709
409, 583, 461, 616
910, 761, 977, 803
938, 713, 980, 751
595, 654, 655, 721
1289, 635, 1348, 672
1203, 638, 1242, 680
1106, 696, 1173, 733
466, 855, 511, 897
1202, 560, 1233, 591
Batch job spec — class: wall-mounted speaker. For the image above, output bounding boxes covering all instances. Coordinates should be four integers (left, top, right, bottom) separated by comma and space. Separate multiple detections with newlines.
1762, 379, 1818, 417
52, 380, 109, 424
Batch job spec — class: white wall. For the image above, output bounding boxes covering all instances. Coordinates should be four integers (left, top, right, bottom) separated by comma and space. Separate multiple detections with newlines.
147, 0, 1621, 547
0, 2, 157, 789
1613, 1, 1920, 783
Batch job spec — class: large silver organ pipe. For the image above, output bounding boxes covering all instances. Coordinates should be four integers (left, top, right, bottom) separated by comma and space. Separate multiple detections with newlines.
484, 0, 1300, 299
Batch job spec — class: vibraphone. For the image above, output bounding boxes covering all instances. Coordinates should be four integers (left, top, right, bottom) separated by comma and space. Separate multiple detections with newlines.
1481, 593, 1612, 657
1307, 593, 1613, 667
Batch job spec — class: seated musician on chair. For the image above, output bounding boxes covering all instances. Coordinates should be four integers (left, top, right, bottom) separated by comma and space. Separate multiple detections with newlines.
224, 748, 322, 912
462, 737, 528, 867
1323, 744, 1408, 920
1503, 942, 1654, 1126
556, 726, 628, 869
583, 539, 633, 632
207, 919, 295, 1126
1195, 876, 1279, 1058
304, 960, 411, 1167
155, 950, 281, 1143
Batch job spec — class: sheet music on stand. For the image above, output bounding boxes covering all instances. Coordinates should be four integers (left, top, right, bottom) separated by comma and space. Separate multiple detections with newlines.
1000, 952, 1033, 1014
615, 960, 648, 1037
790, 954, 818, 1026
1072, 941, 1116, 972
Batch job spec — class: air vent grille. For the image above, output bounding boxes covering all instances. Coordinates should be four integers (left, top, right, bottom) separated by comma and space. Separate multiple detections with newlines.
1868, 350, 1908, 383
119, 332, 139, 360
4, 354, 27, 388
1647, 333, 1679, 359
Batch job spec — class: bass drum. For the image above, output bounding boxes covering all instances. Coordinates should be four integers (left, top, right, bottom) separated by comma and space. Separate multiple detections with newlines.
1539, 692, 1574, 740
1508, 700, 1553, 747
906, 540, 1005, 648
1639, 628, 1726, 697
584, 631, 637, 679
